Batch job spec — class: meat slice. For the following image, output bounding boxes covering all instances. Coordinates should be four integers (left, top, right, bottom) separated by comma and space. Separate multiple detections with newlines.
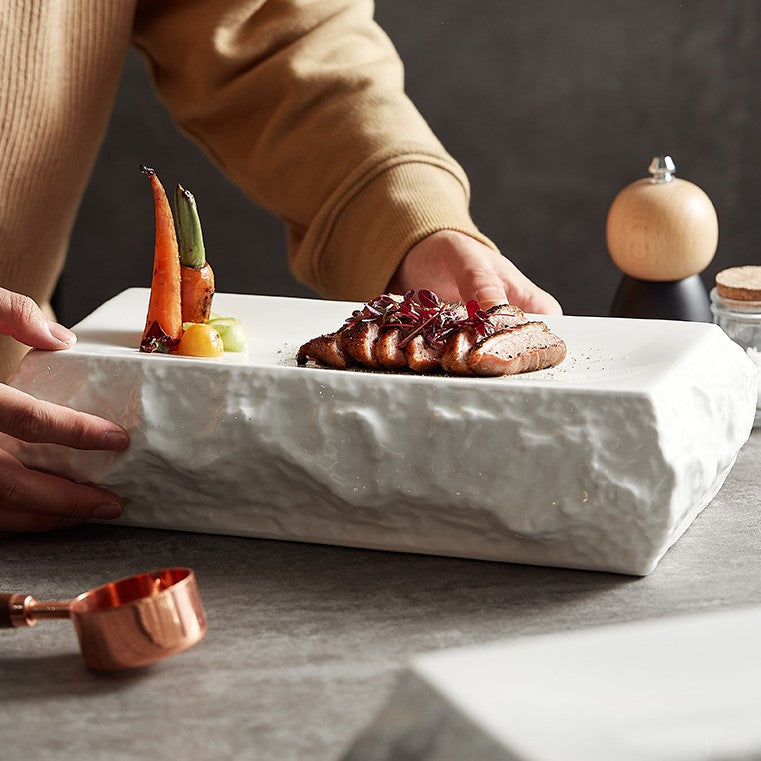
297, 331, 353, 369
467, 322, 566, 376
440, 304, 527, 374
404, 334, 444, 373
295, 295, 565, 377
338, 321, 381, 367
486, 304, 527, 329
374, 326, 408, 369
440, 326, 477, 374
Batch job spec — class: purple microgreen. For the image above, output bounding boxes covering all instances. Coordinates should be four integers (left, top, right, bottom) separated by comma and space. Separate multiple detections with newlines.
344, 292, 418, 329
397, 311, 437, 348
339, 289, 509, 351
465, 300, 492, 337
417, 289, 441, 310
140, 321, 180, 354
397, 289, 449, 348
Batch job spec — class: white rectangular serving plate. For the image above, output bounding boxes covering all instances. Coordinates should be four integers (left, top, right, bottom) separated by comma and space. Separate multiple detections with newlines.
10, 288, 757, 574
343, 605, 761, 761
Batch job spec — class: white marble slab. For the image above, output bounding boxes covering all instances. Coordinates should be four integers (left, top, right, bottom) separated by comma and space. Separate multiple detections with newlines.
343, 605, 761, 761
10, 288, 756, 575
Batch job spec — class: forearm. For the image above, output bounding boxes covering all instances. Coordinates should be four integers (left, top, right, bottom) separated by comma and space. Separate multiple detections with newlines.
132, 0, 492, 298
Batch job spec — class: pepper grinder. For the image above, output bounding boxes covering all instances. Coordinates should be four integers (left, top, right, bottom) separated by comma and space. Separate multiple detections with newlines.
606, 156, 718, 321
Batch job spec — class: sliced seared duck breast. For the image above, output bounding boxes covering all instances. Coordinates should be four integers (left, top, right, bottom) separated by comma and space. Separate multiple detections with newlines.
467, 322, 567, 376
297, 331, 353, 369
338, 321, 381, 368
296, 291, 565, 376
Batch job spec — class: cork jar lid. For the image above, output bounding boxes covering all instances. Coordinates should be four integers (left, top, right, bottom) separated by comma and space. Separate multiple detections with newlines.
715, 266, 761, 301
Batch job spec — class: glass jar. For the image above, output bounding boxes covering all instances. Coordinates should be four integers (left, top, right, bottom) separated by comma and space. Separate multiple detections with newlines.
710, 287, 761, 427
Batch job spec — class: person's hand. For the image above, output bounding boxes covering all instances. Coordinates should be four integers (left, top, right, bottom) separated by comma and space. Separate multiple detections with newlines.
389, 230, 562, 314
0, 288, 129, 533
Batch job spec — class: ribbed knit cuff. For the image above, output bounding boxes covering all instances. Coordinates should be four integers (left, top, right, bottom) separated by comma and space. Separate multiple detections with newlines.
303, 158, 497, 301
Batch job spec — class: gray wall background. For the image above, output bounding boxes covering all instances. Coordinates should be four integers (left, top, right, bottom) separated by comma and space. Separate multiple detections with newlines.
58, 0, 761, 326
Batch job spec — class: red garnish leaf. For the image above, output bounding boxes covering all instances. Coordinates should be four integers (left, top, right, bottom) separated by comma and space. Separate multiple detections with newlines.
465, 299, 491, 336
140, 321, 180, 353
340, 289, 505, 350
417, 289, 441, 309
466, 300, 480, 320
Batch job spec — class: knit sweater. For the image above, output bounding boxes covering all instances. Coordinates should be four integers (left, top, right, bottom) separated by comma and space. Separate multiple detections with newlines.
0, 0, 491, 380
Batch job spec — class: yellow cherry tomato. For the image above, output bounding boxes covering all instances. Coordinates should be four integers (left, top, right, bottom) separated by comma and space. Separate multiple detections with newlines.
176, 323, 224, 358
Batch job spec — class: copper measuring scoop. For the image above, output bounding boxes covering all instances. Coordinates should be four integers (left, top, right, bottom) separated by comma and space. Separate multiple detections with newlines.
0, 568, 206, 671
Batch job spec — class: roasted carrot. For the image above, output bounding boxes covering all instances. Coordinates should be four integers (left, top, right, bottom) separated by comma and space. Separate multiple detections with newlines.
174, 184, 215, 324
139, 166, 182, 353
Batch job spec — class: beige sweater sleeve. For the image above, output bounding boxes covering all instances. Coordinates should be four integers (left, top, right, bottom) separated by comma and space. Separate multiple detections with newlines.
132, 0, 495, 300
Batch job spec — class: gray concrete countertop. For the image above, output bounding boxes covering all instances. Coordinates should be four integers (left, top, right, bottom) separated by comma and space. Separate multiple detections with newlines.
1, 432, 760, 761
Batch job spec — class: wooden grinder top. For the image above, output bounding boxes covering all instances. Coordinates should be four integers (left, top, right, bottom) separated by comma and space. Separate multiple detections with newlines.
606, 156, 718, 282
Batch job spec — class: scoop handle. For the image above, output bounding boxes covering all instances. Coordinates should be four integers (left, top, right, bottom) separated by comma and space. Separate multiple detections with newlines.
0, 594, 71, 627
0, 593, 36, 628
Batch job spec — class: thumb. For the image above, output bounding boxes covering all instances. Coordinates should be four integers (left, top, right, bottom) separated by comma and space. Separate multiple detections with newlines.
503, 274, 563, 315
0, 288, 76, 349
454, 263, 510, 310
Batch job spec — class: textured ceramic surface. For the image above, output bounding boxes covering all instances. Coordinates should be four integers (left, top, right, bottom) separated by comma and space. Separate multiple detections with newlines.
343, 605, 761, 761
10, 288, 757, 575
